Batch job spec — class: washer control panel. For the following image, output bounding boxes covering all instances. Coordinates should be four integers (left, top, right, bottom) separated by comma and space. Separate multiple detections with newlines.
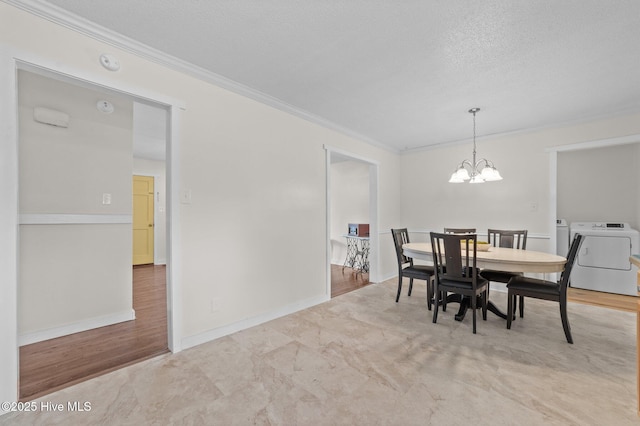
572, 222, 629, 230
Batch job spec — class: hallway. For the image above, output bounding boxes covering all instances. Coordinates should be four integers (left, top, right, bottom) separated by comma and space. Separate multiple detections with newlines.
19, 265, 168, 400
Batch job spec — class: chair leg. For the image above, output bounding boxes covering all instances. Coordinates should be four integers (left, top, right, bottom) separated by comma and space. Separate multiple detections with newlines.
507, 292, 514, 329
442, 291, 447, 312
519, 295, 524, 318
560, 300, 573, 344
395, 276, 403, 303
511, 295, 518, 320
471, 290, 477, 334
432, 285, 439, 323
481, 291, 487, 321
426, 276, 433, 311
408, 278, 414, 296
512, 294, 517, 317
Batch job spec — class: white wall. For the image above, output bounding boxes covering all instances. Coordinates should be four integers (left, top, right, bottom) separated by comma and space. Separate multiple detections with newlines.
133, 157, 167, 264
330, 160, 369, 265
17, 70, 133, 340
8, 2, 639, 408
400, 113, 640, 253
558, 143, 639, 228
0, 2, 403, 405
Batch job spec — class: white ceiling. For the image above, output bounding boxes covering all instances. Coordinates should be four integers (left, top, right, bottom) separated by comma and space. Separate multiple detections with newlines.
34, 0, 640, 152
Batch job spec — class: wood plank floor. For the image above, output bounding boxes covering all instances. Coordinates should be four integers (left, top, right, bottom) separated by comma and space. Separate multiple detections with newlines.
19, 264, 169, 401
331, 264, 370, 298
568, 287, 636, 312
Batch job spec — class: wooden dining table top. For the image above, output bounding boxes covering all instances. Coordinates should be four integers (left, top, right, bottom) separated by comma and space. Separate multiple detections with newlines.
403, 242, 567, 273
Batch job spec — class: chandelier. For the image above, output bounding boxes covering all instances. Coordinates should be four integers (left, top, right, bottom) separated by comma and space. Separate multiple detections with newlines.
448, 108, 502, 183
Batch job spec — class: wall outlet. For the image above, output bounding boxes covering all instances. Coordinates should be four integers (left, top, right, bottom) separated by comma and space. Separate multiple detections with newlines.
102, 193, 112, 205
210, 298, 221, 313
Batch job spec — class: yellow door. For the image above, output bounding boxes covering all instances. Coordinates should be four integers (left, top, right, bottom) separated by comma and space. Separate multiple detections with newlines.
133, 175, 154, 265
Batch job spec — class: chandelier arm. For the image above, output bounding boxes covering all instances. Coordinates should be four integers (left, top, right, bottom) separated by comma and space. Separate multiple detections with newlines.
474, 158, 491, 169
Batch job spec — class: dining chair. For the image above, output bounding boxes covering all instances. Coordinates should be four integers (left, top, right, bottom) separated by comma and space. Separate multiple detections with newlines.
430, 232, 488, 334
391, 228, 434, 309
437, 229, 475, 309
482, 229, 528, 317
506, 233, 584, 343
444, 227, 476, 234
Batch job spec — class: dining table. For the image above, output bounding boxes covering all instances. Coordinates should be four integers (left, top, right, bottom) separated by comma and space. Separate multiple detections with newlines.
402, 242, 567, 320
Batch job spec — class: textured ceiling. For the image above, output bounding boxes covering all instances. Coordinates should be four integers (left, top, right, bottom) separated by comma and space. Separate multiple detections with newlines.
35, 0, 640, 151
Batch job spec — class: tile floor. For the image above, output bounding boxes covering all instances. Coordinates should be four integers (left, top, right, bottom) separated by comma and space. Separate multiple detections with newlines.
1, 279, 637, 425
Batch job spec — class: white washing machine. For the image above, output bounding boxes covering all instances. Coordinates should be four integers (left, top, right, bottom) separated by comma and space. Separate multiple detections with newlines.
569, 222, 639, 296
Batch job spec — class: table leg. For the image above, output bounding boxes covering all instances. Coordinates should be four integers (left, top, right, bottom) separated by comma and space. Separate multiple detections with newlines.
435, 294, 468, 320
454, 297, 469, 321
447, 297, 508, 321
360, 239, 370, 273
342, 237, 358, 272
487, 301, 508, 320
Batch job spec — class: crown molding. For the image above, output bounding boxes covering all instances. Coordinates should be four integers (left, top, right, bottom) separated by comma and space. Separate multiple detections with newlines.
4, 0, 397, 154
401, 106, 640, 155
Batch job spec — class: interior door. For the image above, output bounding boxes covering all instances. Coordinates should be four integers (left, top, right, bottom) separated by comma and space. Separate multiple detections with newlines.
133, 175, 154, 265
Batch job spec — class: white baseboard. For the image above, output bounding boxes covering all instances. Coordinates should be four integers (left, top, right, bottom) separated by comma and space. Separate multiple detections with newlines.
379, 272, 397, 283
19, 309, 136, 346
181, 294, 329, 350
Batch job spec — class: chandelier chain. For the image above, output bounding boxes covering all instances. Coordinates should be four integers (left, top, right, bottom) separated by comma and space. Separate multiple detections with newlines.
472, 109, 477, 162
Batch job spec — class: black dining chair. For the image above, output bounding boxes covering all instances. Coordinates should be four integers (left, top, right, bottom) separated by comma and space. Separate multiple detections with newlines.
482, 229, 528, 317
506, 233, 584, 344
391, 228, 435, 309
436, 229, 475, 308
430, 232, 488, 334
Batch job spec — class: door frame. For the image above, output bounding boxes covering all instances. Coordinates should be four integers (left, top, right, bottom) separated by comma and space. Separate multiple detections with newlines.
546, 133, 640, 255
0, 46, 185, 407
324, 144, 380, 296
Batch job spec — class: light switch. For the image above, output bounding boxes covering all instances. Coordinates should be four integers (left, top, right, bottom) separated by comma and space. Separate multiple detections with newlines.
102, 193, 112, 205
181, 189, 192, 204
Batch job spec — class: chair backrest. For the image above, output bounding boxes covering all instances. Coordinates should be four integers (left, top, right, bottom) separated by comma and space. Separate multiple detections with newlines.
559, 233, 584, 292
430, 232, 479, 285
487, 229, 528, 249
391, 228, 412, 266
444, 227, 476, 234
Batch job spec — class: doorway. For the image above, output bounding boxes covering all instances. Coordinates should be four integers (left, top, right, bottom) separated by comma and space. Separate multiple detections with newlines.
14, 66, 172, 399
0, 50, 184, 405
325, 146, 379, 298
547, 134, 640, 255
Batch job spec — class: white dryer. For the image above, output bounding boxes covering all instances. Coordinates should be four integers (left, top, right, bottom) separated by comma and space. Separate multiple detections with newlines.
569, 222, 639, 296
